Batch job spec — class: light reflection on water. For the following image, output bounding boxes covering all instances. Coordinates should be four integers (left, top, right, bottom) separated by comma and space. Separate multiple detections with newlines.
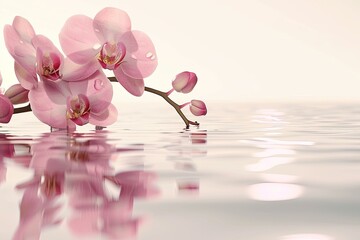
0, 102, 360, 239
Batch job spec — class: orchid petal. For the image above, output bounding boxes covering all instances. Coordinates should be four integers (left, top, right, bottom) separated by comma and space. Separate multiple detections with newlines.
93, 7, 131, 43
66, 79, 89, 96
59, 15, 101, 63
13, 16, 36, 43
29, 83, 69, 129
42, 79, 70, 105
13, 44, 37, 74
85, 72, 113, 113
0, 95, 14, 123
32, 35, 62, 55
14, 62, 38, 90
4, 25, 22, 57
121, 30, 158, 78
0, 72, 2, 86
4, 84, 29, 104
114, 68, 144, 96
61, 58, 99, 82
89, 103, 118, 126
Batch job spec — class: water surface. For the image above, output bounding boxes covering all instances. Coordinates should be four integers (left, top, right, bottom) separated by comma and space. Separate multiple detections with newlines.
0, 102, 359, 240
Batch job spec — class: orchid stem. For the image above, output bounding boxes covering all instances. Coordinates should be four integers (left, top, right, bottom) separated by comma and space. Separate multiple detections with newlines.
13, 79, 200, 129
108, 77, 199, 129
166, 88, 175, 96
14, 104, 31, 114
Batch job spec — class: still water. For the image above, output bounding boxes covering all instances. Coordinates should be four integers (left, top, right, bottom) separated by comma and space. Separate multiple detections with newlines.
0, 102, 359, 240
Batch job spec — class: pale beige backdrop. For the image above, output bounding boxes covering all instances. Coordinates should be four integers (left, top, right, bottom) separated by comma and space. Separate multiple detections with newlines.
0, 0, 359, 103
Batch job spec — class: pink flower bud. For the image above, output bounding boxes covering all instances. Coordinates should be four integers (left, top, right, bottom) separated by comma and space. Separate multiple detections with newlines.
190, 100, 207, 116
172, 71, 197, 93
4, 84, 29, 105
0, 95, 14, 123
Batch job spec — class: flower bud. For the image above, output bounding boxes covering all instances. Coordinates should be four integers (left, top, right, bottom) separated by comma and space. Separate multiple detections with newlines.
190, 100, 207, 116
4, 84, 29, 105
0, 95, 14, 123
172, 71, 197, 93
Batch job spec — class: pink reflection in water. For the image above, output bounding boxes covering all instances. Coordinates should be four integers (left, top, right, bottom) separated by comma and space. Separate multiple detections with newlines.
0, 134, 15, 184
0, 131, 158, 240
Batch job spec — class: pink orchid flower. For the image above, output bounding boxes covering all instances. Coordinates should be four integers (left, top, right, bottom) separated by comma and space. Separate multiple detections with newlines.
29, 70, 117, 129
59, 7, 158, 96
0, 73, 14, 123
13, 183, 63, 240
4, 17, 99, 91
4, 17, 115, 128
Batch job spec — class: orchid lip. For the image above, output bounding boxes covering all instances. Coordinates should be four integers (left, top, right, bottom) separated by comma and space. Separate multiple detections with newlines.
97, 42, 126, 70
66, 94, 91, 126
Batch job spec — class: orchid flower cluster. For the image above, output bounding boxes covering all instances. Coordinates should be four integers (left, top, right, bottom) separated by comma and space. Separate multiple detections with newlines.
0, 7, 207, 130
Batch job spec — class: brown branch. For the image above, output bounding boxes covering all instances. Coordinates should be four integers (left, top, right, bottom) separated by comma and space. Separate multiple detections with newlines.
14, 104, 31, 114
12, 78, 200, 129
108, 77, 199, 129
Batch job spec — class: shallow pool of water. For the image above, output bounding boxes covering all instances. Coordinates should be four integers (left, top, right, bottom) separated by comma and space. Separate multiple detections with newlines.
0, 102, 359, 240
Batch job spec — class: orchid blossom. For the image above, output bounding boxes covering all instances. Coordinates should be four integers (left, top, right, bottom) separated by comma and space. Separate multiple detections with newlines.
4, 17, 117, 129
59, 7, 158, 96
29, 70, 117, 129
2, 8, 206, 129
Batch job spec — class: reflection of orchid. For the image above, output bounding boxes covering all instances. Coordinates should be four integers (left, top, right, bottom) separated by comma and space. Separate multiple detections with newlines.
24, 131, 117, 177
0, 134, 15, 184
6, 131, 157, 240
68, 171, 159, 239
13, 180, 63, 240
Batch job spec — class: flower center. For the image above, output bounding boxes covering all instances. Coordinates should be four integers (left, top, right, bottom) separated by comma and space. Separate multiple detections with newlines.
38, 52, 62, 81
66, 94, 91, 126
97, 42, 126, 70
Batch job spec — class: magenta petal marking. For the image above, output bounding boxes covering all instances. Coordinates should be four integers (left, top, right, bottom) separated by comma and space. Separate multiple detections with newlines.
35, 40, 63, 81
98, 42, 126, 70
66, 94, 91, 126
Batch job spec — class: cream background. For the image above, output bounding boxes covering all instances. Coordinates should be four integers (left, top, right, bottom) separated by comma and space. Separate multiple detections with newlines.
1, 0, 360, 103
